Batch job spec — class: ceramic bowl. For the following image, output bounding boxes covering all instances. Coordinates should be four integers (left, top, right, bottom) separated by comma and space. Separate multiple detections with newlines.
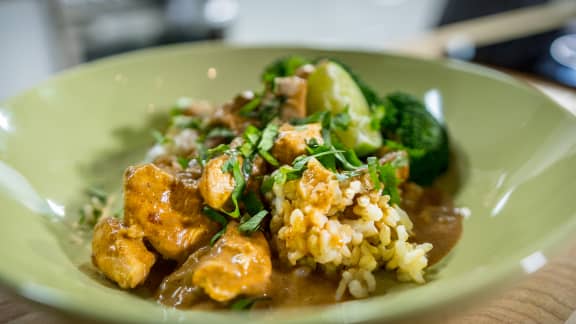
1, 44, 575, 323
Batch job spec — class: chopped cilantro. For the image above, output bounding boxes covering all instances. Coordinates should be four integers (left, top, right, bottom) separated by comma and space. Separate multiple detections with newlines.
367, 156, 380, 190
258, 123, 278, 151
206, 127, 235, 139
243, 125, 261, 146
177, 157, 191, 169
220, 154, 246, 218
205, 144, 230, 159
203, 207, 229, 245
379, 163, 400, 205
202, 206, 228, 226
230, 297, 266, 310
239, 96, 261, 116
243, 191, 265, 216
257, 123, 280, 166
171, 115, 202, 129
151, 129, 170, 145
332, 106, 351, 131
210, 226, 227, 246
238, 210, 268, 235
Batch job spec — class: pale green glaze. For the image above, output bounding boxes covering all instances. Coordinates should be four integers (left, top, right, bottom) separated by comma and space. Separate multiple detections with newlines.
1, 43, 576, 323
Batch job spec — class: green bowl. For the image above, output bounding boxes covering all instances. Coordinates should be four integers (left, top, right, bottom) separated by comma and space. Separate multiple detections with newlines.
1, 44, 575, 323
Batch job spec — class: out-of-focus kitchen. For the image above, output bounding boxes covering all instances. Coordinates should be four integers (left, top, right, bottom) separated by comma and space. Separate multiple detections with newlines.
1, 0, 575, 102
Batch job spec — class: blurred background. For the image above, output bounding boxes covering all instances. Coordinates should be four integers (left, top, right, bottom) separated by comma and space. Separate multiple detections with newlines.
0, 0, 575, 100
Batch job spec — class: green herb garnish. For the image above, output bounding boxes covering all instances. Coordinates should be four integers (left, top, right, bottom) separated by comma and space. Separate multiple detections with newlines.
238, 210, 268, 235
220, 154, 246, 218
239, 95, 262, 116
367, 156, 380, 189
210, 226, 227, 246
230, 297, 267, 310
203, 207, 229, 245
206, 126, 235, 139
202, 206, 228, 226
177, 157, 191, 169
151, 129, 170, 145
243, 191, 265, 216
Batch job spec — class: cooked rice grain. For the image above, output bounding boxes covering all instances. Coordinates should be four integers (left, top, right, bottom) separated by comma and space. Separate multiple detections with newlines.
270, 158, 433, 300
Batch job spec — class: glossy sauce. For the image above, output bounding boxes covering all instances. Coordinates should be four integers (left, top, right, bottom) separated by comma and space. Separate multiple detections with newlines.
148, 184, 462, 309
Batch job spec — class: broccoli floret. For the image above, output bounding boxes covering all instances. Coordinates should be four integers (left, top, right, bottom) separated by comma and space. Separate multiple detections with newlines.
261, 56, 310, 87
382, 92, 449, 185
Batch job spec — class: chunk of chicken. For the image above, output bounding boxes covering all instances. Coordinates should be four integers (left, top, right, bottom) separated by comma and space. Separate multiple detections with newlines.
193, 222, 272, 302
198, 155, 242, 211
274, 76, 308, 120
271, 123, 323, 165
210, 93, 254, 133
156, 247, 210, 307
157, 222, 272, 305
92, 217, 156, 289
124, 164, 218, 260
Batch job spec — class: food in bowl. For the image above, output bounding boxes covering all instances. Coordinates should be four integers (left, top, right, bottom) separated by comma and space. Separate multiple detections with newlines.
86, 56, 465, 310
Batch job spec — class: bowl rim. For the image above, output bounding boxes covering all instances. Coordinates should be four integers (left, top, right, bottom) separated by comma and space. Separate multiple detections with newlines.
2, 41, 576, 323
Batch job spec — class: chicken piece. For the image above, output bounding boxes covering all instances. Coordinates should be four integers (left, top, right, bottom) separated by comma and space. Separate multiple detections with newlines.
271, 123, 323, 165
124, 164, 218, 260
157, 222, 272, 305
274, 76, 308, 120
198, 154, 242, 211
92, 217, 156, 289
246, 155, 268, 193
192, 222, 272, 302
156, 247, 210, 307
210, 93, 254, 132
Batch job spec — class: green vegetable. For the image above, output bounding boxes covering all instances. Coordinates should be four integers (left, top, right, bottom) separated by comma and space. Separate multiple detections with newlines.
220, 154, 246, 218
202, 206, 228, 226
257, 123, 280, 166
203, 206, 229, 245
205, 126, 235, 139
210, 226, 226, 246
382, 92, 449, 185
151, 129, 170, 145
171, 115, 202, 129
261, 55, 310, 87
230, 297, 268, 310
379, 163, 401, 205
239, 95, 284, 125
238, 210, 269, 235
239, 96, 261, 116
367, 156, 380, 189
306, 60, 383, 156
176, 157, 191, 169
205, 144, 230, 159
243, 191, 265, 216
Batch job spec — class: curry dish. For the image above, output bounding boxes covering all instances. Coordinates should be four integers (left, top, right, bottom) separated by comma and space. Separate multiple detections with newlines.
88, 57, 464, 310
